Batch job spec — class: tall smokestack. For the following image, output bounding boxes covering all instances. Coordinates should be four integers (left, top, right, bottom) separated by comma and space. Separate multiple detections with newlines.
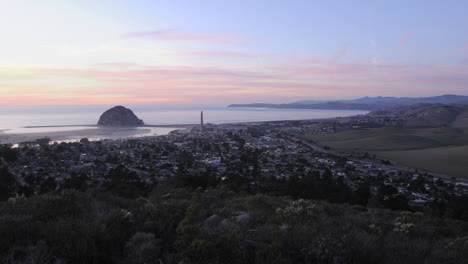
200, 111, 204, 131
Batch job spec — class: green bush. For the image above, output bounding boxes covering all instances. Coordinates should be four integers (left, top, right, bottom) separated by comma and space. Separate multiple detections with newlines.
0, 186, 467, 263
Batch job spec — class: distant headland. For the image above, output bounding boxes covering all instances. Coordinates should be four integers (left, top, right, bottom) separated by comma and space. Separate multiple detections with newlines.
228, 94, 468, 110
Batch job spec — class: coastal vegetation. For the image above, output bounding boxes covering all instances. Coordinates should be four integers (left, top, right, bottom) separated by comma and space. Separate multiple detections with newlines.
2, 180, 468, 264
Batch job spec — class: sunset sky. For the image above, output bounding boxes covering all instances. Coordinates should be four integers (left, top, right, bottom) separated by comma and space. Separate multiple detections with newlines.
1, 0, 467, 106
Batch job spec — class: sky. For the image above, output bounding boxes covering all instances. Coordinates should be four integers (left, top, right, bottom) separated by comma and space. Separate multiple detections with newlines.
0, 0, 467, 106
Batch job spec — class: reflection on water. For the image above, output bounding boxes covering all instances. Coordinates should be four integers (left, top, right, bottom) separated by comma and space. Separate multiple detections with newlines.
52, 127, 182, 143
0, 127, 183, 144
4, 126, 96, 134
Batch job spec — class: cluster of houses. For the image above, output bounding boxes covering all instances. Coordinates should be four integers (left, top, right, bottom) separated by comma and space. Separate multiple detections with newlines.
7, 120, 467, 208
336, 115, 402, 128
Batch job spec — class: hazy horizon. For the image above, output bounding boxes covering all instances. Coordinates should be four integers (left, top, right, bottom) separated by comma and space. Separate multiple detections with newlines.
1, 0, 468, 106
0, 105, 368, 130
1, 93, 467, 107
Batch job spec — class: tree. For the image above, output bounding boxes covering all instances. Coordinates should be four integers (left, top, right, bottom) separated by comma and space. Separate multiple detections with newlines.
353, 183, 370, 206
63, 174, 89, 191
0, 144, 19, 163
178, 151, 194, 171
0, 164, 17, 201
104, 165, 147, 198
39, 177, 57, 194
35, 137, 51, 146
125, 233, 162, 264
383, 195, 409, 211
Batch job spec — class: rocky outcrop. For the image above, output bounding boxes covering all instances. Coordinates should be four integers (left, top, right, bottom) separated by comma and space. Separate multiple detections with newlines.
97, 106, 144, 127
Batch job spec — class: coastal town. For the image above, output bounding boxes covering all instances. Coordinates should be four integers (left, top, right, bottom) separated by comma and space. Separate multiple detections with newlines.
3, 114, 467, 214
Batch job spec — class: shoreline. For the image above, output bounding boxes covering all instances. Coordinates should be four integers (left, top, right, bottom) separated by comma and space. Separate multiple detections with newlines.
0, 115, 357, 144
23, 124, 199, 129
0, 126, 185, 144
21, 116, 345, 129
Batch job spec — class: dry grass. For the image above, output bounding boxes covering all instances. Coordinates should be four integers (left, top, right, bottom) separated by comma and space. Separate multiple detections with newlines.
371, 145, 468, 178
302, 126, 468, 178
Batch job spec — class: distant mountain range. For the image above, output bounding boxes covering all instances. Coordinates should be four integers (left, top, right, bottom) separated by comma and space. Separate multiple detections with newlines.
294, 94, 468, 105
228, 94, 468, 110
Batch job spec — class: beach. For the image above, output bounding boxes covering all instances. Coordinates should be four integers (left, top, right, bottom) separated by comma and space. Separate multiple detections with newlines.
0, 126, 187, 144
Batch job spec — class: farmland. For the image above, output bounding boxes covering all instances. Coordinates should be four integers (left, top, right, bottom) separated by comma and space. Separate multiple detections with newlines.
302, 126, 468, 178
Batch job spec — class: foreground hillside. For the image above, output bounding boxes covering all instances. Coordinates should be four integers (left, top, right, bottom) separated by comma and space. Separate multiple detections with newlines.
2, 185, 468, 264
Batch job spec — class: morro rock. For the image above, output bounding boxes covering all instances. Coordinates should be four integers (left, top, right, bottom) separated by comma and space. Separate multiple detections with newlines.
97, 106, 144, 127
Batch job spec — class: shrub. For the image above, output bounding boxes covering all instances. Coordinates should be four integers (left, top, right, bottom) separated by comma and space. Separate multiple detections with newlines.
393, 211, 423, 234
125, 232, 162, 264
5, 240, 64, 264
301, 236, 352, 264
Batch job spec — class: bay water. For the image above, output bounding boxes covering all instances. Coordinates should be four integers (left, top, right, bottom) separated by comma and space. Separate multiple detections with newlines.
0, 105, 368, 141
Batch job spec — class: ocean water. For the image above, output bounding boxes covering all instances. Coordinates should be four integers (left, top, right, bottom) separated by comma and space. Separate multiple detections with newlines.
0, 105, 368, 132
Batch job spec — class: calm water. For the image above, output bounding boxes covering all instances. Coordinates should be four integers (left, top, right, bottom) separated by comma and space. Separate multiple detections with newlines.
0, 105, 368, 132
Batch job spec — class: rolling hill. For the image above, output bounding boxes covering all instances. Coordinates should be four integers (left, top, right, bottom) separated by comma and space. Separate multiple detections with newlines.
368, 104, 468, 127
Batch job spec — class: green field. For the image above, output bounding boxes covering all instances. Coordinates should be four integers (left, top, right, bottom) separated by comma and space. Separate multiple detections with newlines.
372, 145, 468, 178
302, 126, 468, 178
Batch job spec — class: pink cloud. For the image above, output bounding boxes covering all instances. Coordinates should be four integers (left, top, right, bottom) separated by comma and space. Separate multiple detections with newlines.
460, 57, 468, 66
173, 51, 259, 58
449, 44, 468, 56
122, 29, 246, 43
302, 43, 351, 66
331, 42, 352, 62
35, 61, 468, 87
399, 30, 416, 47
3, 58, 468, 106
302, 58, 324, 64
93, 62, 152, 69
